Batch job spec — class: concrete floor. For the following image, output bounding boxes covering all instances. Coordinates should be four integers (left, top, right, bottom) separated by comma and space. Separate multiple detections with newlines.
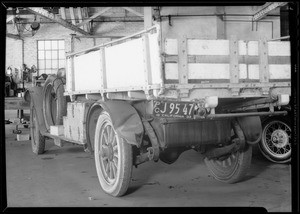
4, 110, 291, 210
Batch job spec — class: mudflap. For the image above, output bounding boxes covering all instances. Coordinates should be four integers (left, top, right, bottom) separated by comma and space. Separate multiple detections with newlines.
96, 100, 144, 147
28, 86, 47, 135
237, 116, 262, 145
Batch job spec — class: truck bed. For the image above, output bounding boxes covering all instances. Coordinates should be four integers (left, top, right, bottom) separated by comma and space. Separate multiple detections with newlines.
65, 25, 291, 103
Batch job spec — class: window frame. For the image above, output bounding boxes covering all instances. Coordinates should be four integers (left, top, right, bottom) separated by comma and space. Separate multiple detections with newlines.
37, 39, 66, 75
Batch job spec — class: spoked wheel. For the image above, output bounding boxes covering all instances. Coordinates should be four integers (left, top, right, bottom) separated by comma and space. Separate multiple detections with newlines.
30, 107, 45, 154
204, 123, 252, 184
94, 111, 132, 197
258, 117, 291, 163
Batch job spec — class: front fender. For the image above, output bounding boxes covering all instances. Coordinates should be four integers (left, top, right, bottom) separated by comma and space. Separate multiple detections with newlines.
96, 100, 144, 147
28, 86, 47, 134
237, 116, 262, 145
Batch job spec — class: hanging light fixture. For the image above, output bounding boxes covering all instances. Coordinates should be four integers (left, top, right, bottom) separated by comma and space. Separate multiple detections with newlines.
31, 15, 40, 31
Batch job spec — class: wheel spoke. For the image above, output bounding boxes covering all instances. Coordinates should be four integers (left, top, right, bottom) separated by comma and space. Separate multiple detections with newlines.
109, 162, 113, 179
111, 162, 117, 178
104, 161, 109, 175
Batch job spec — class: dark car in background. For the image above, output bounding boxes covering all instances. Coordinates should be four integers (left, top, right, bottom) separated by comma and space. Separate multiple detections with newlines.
258, 105, 291, 163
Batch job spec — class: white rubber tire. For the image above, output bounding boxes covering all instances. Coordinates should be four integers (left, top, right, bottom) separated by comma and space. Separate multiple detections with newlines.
94, 111, 133, 197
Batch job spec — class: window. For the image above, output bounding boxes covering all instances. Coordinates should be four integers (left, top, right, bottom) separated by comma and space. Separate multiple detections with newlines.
37, 40, 65, 75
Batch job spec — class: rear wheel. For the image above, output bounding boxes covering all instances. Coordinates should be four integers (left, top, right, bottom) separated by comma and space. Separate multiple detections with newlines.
30, 107, 45, 154
94, 111, 132, 197
258, 117, 291, 163
204, 121, 252, 184
204, 144, 252, 183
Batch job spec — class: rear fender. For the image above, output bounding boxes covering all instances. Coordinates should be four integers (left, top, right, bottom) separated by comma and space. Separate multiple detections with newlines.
28, 86, 47, 134
237, 116, 262, 144
94, 100, 144, 147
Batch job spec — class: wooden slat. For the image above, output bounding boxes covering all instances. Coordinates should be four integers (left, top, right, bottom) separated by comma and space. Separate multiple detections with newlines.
69, 7, 76, 25
259, 38, 269, 83
229, 35, 239, 84
142, 34, 152, 85
76, 7, 112, 27
99, 48, 107, 89
178, 36, 188, 84
122, 7, 144, 17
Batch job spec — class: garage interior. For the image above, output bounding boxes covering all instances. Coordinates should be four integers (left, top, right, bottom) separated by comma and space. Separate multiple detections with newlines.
3, 3, 294, 211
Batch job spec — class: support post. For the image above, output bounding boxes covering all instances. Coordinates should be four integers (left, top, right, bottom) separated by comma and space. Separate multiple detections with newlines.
259, 38, 270, 95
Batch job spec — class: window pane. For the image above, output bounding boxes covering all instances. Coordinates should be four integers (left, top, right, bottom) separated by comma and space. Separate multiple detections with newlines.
45, 41, 51, 50
38, 51, 45, 59
51, 40, 58, 49
38, 41, 44, 50
39, 69, 46, 75
52, 60, 58, 69
46, 60, 51, 69
58, 50, 65, 59
52, 51, 58, 59
59, 60, 65, 68
38, 60, 45, 69
58, 40, 65, 49
44, 69, 52, 74
45, 51, 51, 59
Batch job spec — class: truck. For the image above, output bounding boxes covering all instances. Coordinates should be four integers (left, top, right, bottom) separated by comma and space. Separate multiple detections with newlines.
28, 13, 291, 197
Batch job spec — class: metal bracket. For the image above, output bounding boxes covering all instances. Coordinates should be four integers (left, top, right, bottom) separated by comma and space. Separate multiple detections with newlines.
142, 119, 160, 161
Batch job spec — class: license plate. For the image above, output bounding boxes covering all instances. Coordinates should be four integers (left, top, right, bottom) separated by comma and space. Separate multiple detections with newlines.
153, 100, 195, 119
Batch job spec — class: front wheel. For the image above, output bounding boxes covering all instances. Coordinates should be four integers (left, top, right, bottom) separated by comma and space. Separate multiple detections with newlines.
94, 111, 133, 197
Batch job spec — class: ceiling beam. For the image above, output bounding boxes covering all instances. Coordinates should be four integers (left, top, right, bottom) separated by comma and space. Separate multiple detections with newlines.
6, 33, 23, 40
69, 7, 76, 25
25, 7, 90, 35
59, 7, 66, 19
122, 7, 144, 17
253, 2, 288, 21
76, 7, 112, 27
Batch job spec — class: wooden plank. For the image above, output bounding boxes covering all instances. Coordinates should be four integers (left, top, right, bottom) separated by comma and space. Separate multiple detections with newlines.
100, 48, 107, 89
69, 7, 76, 25
122, 7, 144, 17
229, 35, 239, 84
76, 7, 112, 27
142, 34, 152, 85
268, 41, 290, 56
178, 36, 188, 84
26, 7, 90, 35
259, 38, 269, 83
59, 7, 66, 19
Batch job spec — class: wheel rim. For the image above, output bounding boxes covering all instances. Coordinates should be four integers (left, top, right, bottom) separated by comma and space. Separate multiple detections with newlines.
262, 120, 291, 159
98, 121, 119, 185
209, 151, 239, 176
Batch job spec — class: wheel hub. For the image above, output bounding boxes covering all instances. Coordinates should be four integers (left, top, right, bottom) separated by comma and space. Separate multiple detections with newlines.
271, 130, 289, 148
108, 144, 114, 161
